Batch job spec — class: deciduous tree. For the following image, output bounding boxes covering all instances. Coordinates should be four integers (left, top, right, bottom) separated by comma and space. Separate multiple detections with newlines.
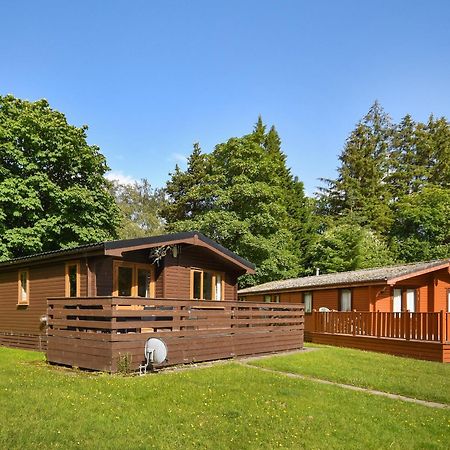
0, 95, 119, 260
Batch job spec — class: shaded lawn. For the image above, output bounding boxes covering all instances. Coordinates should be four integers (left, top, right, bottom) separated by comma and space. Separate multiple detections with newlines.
0, 348, 449, 449
250, 344, 450, 405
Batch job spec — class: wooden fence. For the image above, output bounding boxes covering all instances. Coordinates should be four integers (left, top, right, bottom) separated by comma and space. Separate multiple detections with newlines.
304, 311, 450, 362
47, 297, 304, 372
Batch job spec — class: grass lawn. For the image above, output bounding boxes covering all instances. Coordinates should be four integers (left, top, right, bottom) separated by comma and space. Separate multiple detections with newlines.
250, 344, 450, 405
1, 348, 449, 449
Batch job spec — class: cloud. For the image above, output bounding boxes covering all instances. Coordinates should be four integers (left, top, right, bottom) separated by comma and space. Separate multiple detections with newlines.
105, 170, 137, 185
170, 152, 188, 164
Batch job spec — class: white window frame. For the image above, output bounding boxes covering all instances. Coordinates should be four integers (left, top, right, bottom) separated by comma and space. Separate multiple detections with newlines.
339, 289, 352, 312
303, 292, 313, 313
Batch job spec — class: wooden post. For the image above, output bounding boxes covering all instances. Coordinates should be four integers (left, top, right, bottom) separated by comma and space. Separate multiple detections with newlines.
352, 310, 356, 336
313, 309, 317, 332
440, 310, 445, 344
405, 311, 410, 341
376, 311, 381, 337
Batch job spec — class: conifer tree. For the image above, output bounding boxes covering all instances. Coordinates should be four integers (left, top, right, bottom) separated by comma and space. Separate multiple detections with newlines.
319, 101, 393, 235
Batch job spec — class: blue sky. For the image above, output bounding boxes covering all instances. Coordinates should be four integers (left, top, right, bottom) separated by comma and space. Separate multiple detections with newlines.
1, 1, 449, 194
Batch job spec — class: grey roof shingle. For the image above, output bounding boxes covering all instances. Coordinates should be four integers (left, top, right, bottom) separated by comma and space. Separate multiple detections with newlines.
238, 259, 450, 294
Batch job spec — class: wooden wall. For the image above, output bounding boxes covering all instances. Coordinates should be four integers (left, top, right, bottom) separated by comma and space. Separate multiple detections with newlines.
242, 269, 450, 313
0, 258, 89, 350
0, 245, 245, 351
161, 245, 241, 300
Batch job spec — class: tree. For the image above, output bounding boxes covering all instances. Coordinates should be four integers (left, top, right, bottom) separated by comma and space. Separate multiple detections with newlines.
162, 143, 215, 224
390, 185, 450, 262
109, 178, 165, 239
162, 119, 314, 286
307, 223, 394, 274
0, 95, 119, 260
319, 101, 393, 235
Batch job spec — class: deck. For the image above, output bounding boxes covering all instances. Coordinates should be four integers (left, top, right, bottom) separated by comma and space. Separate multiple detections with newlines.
47, 297, 304, 372
304, 311, 450, 362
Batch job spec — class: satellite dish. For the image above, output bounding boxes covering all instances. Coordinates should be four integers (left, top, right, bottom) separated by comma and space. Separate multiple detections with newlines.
144, 338, 168, 365
318, 307, 330, 312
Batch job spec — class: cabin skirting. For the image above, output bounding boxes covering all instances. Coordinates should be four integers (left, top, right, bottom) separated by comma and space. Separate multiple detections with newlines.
0, 331, 47, 351
305, 331, 450, 363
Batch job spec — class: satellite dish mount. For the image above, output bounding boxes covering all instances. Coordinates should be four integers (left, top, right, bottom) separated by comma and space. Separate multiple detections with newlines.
139, 338, 168, 375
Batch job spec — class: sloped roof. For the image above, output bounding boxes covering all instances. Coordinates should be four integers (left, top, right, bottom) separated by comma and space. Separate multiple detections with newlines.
0, 232, 255, 272
238, 259, 450, 294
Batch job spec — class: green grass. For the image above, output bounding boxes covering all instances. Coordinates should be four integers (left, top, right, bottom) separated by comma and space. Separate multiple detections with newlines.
0, 348, 449, 449
250, 344, 450, 405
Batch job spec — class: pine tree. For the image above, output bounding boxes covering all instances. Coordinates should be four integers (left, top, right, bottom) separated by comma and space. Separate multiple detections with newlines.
319, 101, 393, 235
162, 143, 215, 226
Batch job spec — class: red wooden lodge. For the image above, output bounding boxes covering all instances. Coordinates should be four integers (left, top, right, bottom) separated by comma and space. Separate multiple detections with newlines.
239, 260, 450, 362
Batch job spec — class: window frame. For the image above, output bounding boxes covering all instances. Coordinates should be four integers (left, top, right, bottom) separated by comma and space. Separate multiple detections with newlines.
339, 289, 352, 312
17, 270, 30, 306
303, 291, 313, 314
190, 268, 225, 301
113, 261, 155, 298
65, 261, 81, 297
391, 287, 417, 312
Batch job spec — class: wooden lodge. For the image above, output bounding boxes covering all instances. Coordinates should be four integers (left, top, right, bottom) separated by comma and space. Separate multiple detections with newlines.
239, 260, 450, 362
0, 232, 304, 371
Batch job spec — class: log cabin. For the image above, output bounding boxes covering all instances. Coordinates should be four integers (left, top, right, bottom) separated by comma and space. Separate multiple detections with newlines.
0, 232, 255, 351
238, 260, 450, 314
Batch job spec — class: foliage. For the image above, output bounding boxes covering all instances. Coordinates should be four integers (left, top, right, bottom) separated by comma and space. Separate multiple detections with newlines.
307, 223, 394, 273
1, 347, 449, 449
319, 101, 393, 234
109, 178, 165, 239
318, 102, 450, 265
116, 352, 133, 374
162, 118, 314, 286
0, 95, 119, 260
391, 185, 450, 261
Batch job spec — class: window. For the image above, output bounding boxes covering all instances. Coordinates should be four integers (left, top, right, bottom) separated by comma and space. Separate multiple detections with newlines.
18, 270, 29, 305
392, 287, 417, 312
263, 294, 280, 303
303, 292, 313, 313
339, 289, 352, 311
113, 262, 154, 297
190, 269, 224, 300
393, 288, 402, 313
406, 289, 416, 312
65, 262, 80, 297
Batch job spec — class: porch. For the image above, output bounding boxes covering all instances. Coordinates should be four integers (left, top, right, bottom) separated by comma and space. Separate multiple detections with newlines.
47, 297, 304, 372
305, 310, 450, 362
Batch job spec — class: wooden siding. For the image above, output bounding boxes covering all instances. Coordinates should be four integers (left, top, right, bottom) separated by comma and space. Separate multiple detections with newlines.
162, 246, 241, 300
47, 297, 304, 372
0, 259, 88, 350
242, 269, 450, 313
1, 245, 246, 351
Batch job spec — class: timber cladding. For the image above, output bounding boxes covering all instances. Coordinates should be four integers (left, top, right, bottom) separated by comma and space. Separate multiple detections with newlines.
46, 297, 304, 372
0, 259, 91, 350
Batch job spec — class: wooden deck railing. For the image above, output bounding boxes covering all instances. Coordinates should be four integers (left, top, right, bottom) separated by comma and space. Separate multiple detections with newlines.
47, 297, 304, 372
306, 311, 449, 343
